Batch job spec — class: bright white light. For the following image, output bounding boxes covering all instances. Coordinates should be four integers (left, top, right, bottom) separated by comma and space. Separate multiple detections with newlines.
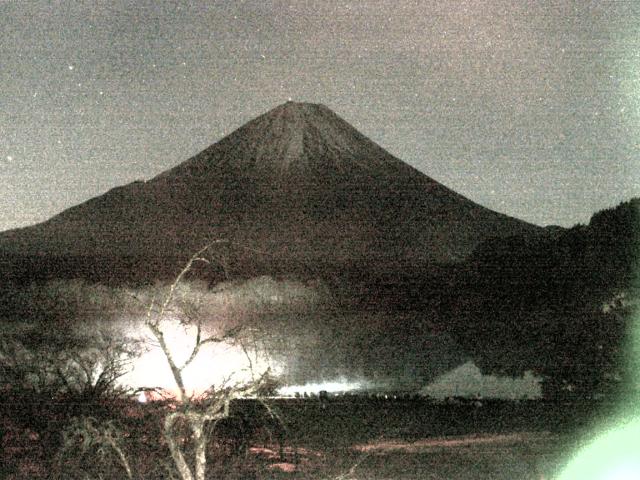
278, 379, 370, 396
119, 318, 282, 398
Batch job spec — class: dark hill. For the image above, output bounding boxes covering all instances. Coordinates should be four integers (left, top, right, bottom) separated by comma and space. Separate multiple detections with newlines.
447, 199, 640, 398
0, 102, 539, 282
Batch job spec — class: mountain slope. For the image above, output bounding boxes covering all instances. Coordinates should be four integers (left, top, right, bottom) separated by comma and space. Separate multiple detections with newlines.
0, 102, 540, 280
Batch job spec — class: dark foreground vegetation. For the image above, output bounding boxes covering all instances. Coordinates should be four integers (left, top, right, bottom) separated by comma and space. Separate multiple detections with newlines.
1, 394, 618, 479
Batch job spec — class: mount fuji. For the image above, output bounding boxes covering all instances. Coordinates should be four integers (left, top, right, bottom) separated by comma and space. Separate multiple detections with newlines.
0, 102, 540, 282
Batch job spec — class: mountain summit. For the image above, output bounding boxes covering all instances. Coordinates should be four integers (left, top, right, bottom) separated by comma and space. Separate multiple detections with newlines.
161, 101, 427, 182
0, 102, 540, 280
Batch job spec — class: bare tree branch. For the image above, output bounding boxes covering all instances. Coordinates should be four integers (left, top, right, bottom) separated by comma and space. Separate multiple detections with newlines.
146, 321, 189, 402
157, 241, 226, 320
178, 324, 228, 371
141, 239, 280, 480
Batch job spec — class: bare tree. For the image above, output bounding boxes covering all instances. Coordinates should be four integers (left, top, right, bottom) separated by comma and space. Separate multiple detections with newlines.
0, 323, 140, 476
59, 416, 134, 480
141, 241, 274, 480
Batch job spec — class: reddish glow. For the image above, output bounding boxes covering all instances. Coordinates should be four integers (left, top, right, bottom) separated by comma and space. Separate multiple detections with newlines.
267, 462, 297, 473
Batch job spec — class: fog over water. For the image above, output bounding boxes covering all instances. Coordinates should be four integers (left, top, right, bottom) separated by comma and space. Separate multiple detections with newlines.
2, 274, 547, 400
421, 362, 542, 400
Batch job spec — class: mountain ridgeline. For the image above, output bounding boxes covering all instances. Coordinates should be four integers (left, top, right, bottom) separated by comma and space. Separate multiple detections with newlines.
0, 102, 538, 283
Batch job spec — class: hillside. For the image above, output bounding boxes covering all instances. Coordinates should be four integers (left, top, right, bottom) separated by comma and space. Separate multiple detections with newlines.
446, 199, 640, 397
0, 102, 539, 283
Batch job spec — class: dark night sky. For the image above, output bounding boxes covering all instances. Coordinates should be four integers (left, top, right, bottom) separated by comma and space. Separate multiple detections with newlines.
2, 0, 639, 231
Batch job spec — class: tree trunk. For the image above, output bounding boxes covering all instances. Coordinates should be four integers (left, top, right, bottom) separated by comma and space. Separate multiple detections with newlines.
164, 413, 195, 480
192, 417, 207, 480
